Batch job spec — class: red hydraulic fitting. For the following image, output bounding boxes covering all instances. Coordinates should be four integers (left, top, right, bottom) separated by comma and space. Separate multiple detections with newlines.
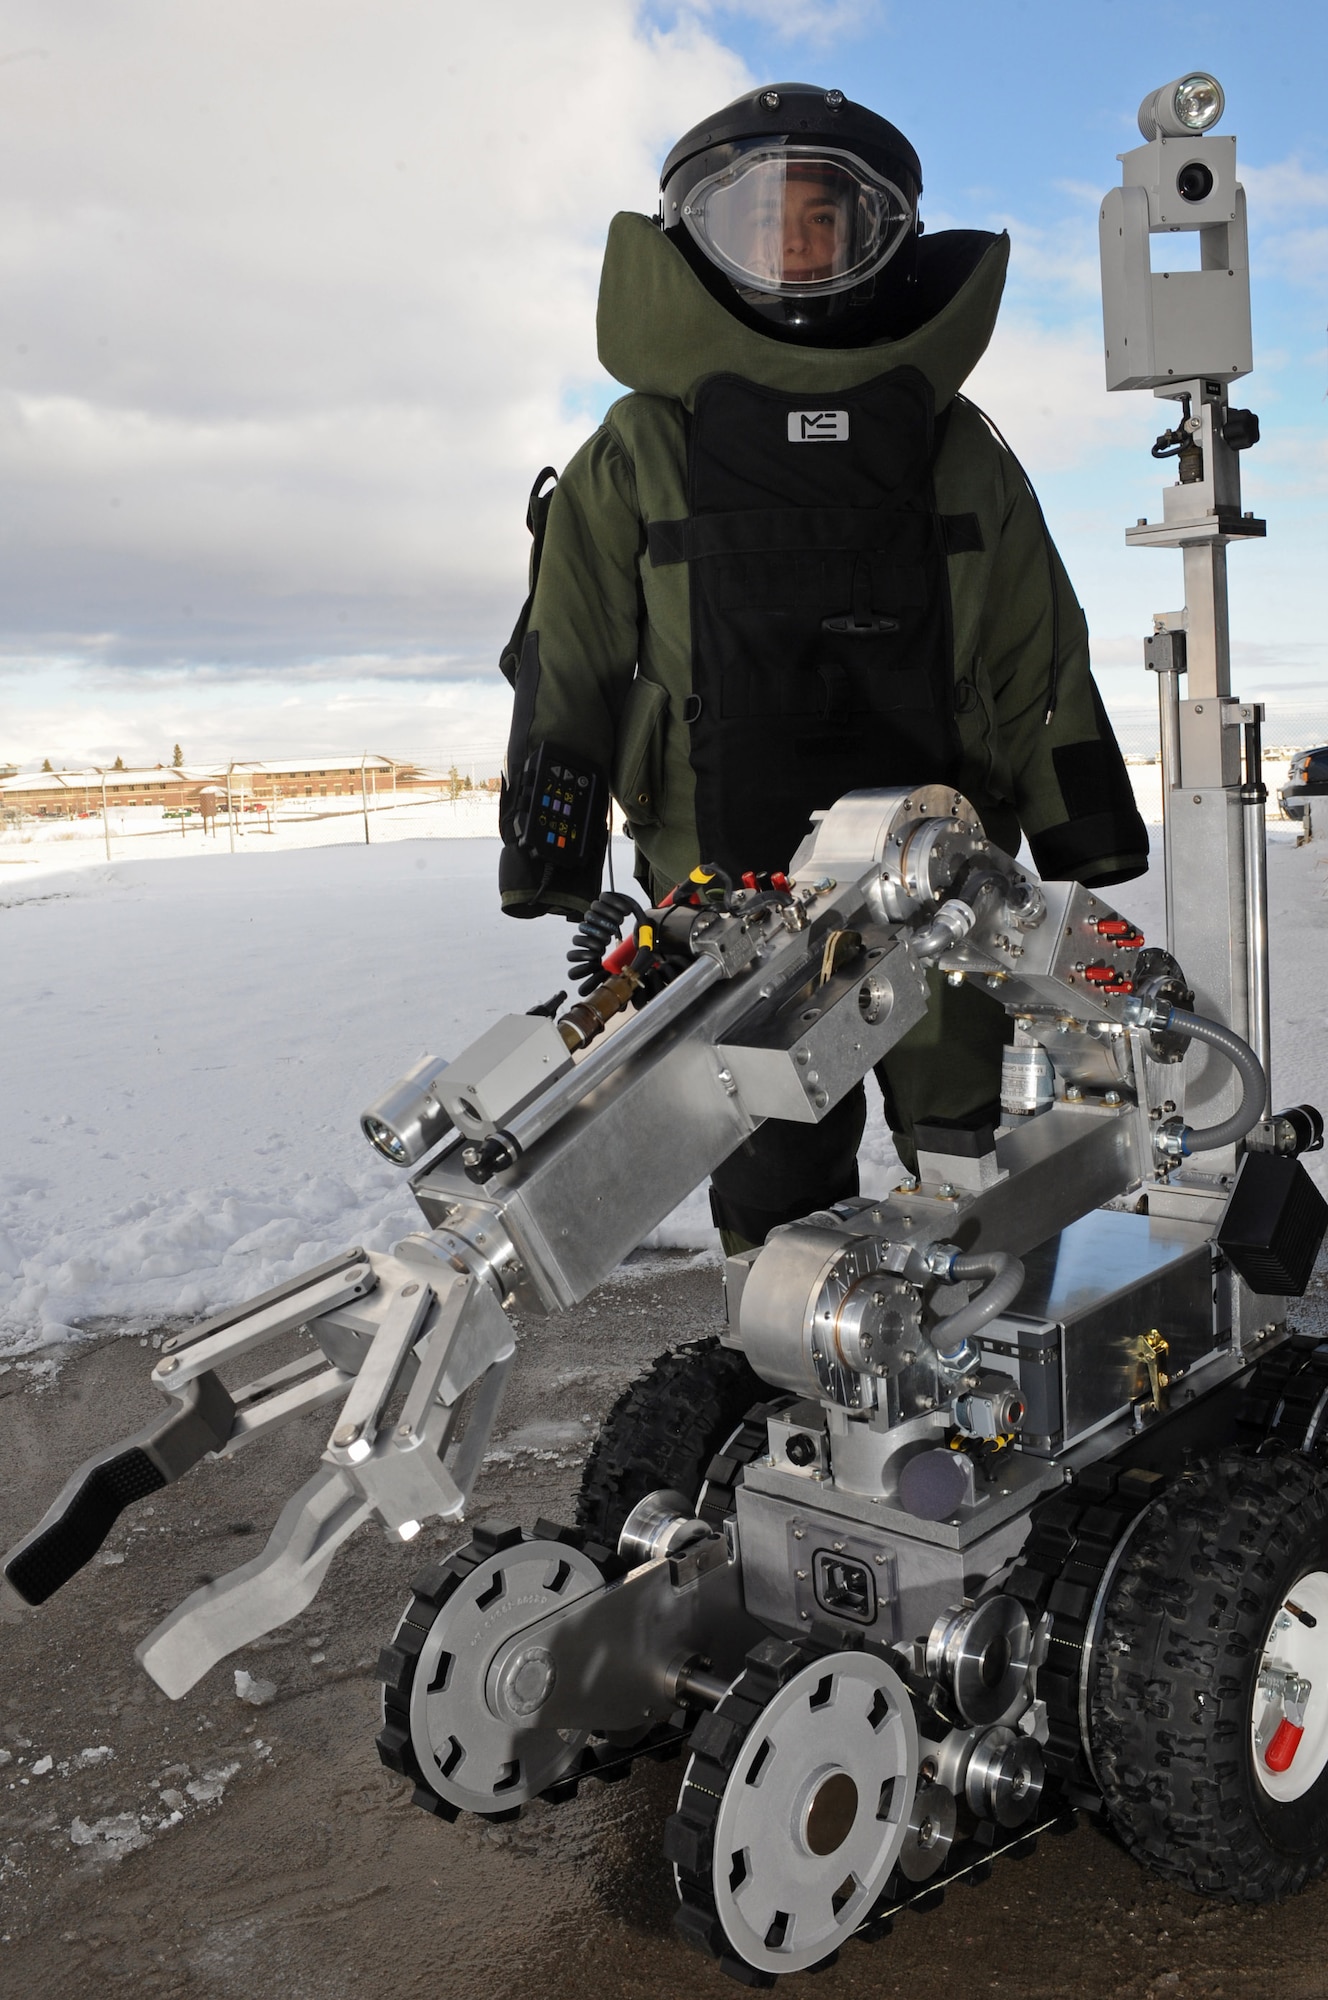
1094, 918, 1145, 949
1103, 978, 1136, 995
601, 936, 638, 975
1082, 963, 1116, 984
1265, 1718, 1306, 1773
771, 871, 790, 891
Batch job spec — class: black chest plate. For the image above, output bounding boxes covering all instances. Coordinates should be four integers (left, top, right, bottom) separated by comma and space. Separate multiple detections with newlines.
649, 366, 961, 877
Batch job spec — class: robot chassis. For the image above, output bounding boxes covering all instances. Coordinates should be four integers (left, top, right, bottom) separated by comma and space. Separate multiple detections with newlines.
6, 71, 1328, 1986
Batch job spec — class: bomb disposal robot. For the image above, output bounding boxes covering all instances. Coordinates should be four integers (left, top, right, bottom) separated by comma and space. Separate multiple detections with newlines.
5, 72, 1328, 1983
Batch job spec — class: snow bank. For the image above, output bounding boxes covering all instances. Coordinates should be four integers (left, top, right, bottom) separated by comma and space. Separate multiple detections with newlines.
0, 787, 501, 877
2, 790, 1324, 1356
1, 835, 556, 1352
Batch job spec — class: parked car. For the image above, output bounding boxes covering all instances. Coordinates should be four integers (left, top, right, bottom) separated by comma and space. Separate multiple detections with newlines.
1280, 745, 1328, 820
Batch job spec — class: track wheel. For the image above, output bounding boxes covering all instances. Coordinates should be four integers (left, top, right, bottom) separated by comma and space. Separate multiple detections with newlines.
1088, 1449, 1328, 1900
665, 1639, 919, 1978
576, 1337, 765, 1548
377, 1521, 608, 1817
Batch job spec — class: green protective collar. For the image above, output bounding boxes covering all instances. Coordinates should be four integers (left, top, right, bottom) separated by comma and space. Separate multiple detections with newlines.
596, 212, 1010, 412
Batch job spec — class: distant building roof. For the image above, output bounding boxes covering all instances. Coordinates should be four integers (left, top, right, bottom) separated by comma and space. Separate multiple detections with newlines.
0, 754, 408, 796
222, 756, 399, 776
0, 767, 196, 795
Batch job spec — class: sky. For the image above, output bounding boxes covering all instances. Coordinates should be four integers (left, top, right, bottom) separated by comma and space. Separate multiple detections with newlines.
0, 0, 1324, 773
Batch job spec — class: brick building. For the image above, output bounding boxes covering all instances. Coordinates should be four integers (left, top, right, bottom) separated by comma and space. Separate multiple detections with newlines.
0, 757, 436, 818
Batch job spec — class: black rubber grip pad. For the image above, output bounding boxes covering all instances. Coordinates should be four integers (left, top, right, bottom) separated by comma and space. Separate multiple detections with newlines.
4, 1448, 167, 1605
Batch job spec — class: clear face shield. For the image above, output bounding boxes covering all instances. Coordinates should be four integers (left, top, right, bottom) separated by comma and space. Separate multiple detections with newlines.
677, 146, 916, 305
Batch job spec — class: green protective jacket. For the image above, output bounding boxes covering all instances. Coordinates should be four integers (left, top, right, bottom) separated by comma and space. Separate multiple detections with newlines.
499, 213, 1148, 918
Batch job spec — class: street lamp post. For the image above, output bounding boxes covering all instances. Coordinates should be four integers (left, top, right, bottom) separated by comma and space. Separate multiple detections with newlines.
97, 767, 111, 861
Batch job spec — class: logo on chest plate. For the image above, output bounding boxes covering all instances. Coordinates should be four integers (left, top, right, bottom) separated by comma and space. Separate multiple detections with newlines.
787, 409, 850, 443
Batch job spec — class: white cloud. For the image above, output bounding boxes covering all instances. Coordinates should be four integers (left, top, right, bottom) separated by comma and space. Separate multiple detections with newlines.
1239, 157, 1328, 218
0, 665, 517, 773
1236, 156, 1328, 297
963, 312, 1139, 476
680, 0, 880, 38
0, 1, 750, 719
2, 18, 1321, 769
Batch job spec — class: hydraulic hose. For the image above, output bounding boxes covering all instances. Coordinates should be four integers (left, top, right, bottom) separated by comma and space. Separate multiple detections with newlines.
567, 891, 645, 995
1166, 1007, 1267, 1155
910, 865, 1011, 961
930, 1251, 1026, 1370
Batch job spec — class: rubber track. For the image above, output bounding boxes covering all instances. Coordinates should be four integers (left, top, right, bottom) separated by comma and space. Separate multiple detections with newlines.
1235, 1333, 1328, 1460
376, 1517, 685, 1824
1087, 1449, 1328, 1901
1005, 1460, 1169, 1806
663, 1635, 1070, 1987
697, 1396, 794, 1530
576, 1338, 766, 1547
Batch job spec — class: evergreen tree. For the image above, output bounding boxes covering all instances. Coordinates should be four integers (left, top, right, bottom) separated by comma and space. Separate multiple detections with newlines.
41, 757, 53, 772
172, 743, 184, 767
112, 755, 125, 770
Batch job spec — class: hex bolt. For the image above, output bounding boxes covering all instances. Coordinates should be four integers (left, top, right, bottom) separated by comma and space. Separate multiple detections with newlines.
332, 1423, 360, 1449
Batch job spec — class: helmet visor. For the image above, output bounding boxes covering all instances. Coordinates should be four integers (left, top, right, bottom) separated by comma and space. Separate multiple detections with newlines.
679, 146, 915, 299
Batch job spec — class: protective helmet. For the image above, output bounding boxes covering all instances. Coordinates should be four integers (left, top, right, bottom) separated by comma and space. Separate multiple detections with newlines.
660, 83, 922, 343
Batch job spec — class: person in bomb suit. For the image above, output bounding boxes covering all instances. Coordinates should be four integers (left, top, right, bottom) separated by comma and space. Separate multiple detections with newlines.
497, 83, 1148, 1251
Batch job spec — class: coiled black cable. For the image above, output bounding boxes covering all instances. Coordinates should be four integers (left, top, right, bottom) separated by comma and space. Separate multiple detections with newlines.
566, 890, 646, 995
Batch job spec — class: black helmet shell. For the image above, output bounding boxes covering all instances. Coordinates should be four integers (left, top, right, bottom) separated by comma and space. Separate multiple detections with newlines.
660, 83, 922, 211
659, 85, 923, 344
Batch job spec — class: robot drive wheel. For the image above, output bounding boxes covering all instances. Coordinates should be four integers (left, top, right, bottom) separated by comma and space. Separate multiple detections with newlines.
1088, 1450, 1328, 1901
576, 1337, 766, 1548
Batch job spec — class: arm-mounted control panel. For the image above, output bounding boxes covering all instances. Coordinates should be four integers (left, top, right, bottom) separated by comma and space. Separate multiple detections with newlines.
512, 742, 602, 870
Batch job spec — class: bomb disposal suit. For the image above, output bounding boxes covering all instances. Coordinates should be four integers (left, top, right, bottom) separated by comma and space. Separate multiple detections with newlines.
497, 84, 1148, 1236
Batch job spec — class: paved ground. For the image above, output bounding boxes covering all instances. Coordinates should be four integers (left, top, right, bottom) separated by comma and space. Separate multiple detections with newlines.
3, 1254, 1328, 2000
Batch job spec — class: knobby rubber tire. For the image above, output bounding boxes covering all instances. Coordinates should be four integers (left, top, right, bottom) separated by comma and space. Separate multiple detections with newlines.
576, 1338, 764, 1548
1088, 1448, 1328, 1902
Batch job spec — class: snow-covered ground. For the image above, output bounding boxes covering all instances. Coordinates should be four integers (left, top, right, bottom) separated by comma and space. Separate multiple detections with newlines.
1, 781, 1324, 1357
0, 786, 502, 875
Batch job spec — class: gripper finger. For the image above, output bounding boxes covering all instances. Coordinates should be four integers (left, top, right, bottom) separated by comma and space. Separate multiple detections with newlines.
135, 1463, 373, 1699
2, 1371, 236, 1610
